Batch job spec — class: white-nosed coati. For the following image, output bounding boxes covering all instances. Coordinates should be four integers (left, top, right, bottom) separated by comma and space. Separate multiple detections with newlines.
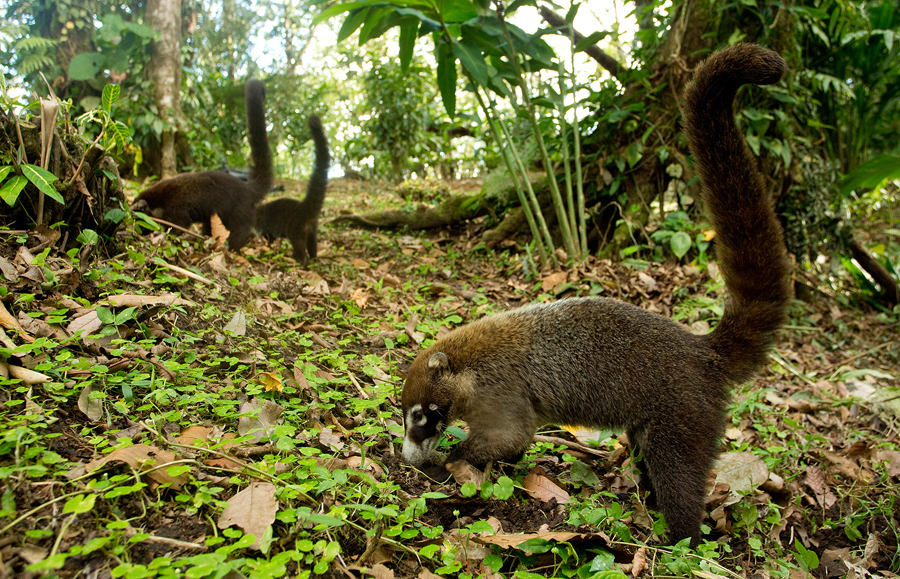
400, 43, 792, 546
255, 114, 330, 266
133, 79, 273, 251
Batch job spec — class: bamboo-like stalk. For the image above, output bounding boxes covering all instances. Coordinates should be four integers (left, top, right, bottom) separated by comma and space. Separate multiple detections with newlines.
488, 96, 558, 264
469, 82, 552, 265
566, 27, 588, 257
494, 8, 579, 260
556, 60, 580, 260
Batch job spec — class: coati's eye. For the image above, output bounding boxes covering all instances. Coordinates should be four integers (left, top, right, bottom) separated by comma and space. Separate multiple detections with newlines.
412, 410, 423, 422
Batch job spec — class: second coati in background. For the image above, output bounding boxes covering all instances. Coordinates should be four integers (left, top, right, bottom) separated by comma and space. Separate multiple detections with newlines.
255, 114, 330, 266
400, 43, 792, 546
133, 79, 273, 251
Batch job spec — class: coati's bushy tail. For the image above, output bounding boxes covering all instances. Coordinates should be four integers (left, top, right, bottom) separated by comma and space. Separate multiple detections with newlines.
245, 79, 274, 201
304, 114, 330, 213
682, 43, 792, 386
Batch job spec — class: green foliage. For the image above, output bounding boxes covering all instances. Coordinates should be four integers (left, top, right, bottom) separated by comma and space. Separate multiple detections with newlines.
76, 83, 133, 154
0, 163, 63, 208
840, 154, 900, 195
341, 44, 454, 181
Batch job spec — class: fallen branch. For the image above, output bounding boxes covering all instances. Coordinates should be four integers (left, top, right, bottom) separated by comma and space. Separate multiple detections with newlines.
848, 236, 899, 305
539, 7, 624, 81
533, 434, 608, 458
154, 259, 215, 285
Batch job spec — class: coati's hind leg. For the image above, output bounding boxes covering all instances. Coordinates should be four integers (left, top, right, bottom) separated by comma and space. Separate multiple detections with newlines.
228, 221, 252, 252
305, 220, 318, 260
626, 426, 657, 509
289, 233, 309, 266
641, 423, 714, 546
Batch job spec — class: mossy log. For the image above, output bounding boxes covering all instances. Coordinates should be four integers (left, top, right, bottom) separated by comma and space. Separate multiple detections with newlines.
331, 193, 488, 230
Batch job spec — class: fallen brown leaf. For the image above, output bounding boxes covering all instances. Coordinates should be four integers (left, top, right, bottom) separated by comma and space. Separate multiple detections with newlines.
5, 363, 51, 385
238, 398, 284, 444
217, 482, 278, 550
175, 426, 214, 446
475, 531, 605, 549
104, 293, 195, 308
77, 382, 103, 422
446, 460, 489, 487
631, 545, 648, 577
523, 467, 570, 504
369, 564, 394, 579
85, 444, 188, 489
713, 451, 768, 506
873, 449, 900, 478
67, 310, 103, 337
541, 271, 567, 292
0, 300, 31, 341
804, 465, 837, 509
210, 213, 229, 247
259, 372, 283, 392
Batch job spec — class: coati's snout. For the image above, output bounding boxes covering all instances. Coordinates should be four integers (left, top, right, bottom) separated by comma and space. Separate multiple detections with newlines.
401, 351, 455, 467
401, 402, 447, 466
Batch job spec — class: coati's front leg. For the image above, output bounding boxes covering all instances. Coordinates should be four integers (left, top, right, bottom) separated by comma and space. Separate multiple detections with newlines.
447, 418, 535, 471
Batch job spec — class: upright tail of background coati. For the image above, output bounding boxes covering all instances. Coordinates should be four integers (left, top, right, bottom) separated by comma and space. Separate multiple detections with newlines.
255, 114, 330, 266
400, 43, 792, 546
133, 79, 273, 251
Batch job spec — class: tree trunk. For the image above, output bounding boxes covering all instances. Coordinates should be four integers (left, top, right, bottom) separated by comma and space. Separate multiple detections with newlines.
145, 0, 183, 178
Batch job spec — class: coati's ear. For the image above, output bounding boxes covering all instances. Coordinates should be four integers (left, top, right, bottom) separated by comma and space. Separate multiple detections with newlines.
428, 352, 449, 373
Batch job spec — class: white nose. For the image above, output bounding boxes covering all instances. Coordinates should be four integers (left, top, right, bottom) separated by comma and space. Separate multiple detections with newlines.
401, 436, 429, 466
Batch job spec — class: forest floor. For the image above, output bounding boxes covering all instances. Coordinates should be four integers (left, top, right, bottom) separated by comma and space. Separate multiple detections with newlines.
0, 177, 898, 579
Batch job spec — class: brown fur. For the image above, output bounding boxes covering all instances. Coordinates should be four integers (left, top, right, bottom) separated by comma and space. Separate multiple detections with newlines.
400, 44, 791, 546
133, 79, 273, 251
255, 115, 330, 266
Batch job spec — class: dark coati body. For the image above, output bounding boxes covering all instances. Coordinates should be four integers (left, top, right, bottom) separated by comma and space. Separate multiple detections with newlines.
401, 43, 792, 546
134, 79, 273, 251
255, 114, 330, 266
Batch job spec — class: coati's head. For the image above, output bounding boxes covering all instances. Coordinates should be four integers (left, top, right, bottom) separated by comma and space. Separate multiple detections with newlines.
401, 351, 457, 467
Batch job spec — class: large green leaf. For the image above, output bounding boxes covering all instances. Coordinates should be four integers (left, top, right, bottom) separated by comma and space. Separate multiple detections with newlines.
314, 1, 371, 25
574, 31, 609, 52
395, 8, 441, 32
461, 23, 509, 57
0, 175, 27, 207
398, 18, 419, 73
453, 39, 489, 86
435, 40, 458, 118
22, 164, 64, 205
101, 84, 121, 113
625, 142, 643, 168
359, 7, 395, 43
68, 52, 107, 81
670, 231, 692, 258
108, 121, 133, 149
122, 20, 159, 39
98, 14, 125, 43
441, 0, 479, 23
338, 7, 372, 42
840, 154, 900, 195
